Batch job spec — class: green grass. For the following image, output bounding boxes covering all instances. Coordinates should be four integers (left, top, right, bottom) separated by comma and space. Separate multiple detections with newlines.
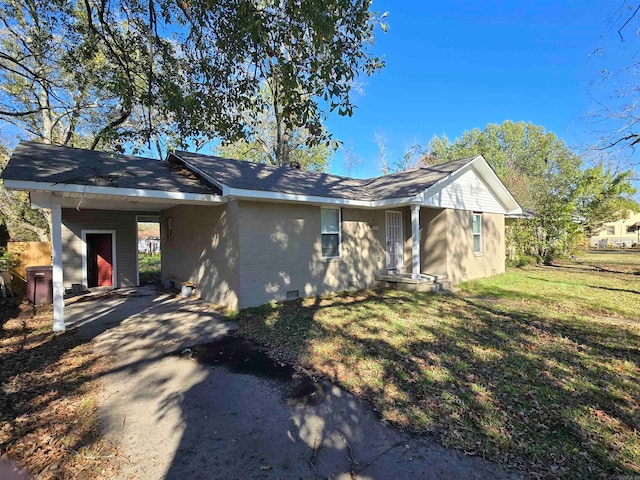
232, 251, 640, 479
138, 253, 160, 284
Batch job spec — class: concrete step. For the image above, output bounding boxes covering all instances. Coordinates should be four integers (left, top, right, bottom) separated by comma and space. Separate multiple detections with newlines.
375, 273, 453, 293
432, 280, 452, 291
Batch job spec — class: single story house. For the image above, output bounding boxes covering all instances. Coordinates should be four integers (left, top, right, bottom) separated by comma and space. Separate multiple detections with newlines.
1, 141, 522, 331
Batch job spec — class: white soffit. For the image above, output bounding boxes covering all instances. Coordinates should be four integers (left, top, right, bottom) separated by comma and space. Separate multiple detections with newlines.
224, 187, 417, 208
5, 180, 224, 210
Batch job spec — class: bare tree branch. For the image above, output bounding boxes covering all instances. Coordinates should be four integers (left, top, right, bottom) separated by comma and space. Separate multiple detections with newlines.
89, 109, 131, 150
618, 4, 640, 41
0, 106, 49, 117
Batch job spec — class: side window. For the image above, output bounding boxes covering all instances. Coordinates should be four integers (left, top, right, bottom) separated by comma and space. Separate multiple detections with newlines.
607, 226, 615, 235
472, 213, 482, 253
321, 208, 341, 258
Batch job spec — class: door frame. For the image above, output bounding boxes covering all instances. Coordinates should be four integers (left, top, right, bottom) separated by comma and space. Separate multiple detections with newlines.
81, 230, 117, 288
385, 210, 404, 271
135, 215, 161, 287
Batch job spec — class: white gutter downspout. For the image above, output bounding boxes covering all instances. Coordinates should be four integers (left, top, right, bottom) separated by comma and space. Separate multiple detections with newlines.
51, 202, 65, 331
411, 204, 421, 279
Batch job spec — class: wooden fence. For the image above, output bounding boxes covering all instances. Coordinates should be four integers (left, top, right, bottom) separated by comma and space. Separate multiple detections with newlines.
6, 242, 52, 296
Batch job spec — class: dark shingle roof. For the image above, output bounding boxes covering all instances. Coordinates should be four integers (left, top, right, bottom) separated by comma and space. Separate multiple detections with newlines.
2, 141, 219, 195
174, 151, 476, 201
2, 141, 477, 202
363, 157, 478, 199
174, 151, 370, 200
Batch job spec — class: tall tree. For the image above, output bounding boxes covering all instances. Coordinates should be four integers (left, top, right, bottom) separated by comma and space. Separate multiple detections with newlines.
0, 0, 387, 159
172, 0, 387, 163
0, 0, 179, 155
428, 121, 637, 262
574, 165, 637, 236
586, 1, 640, 167
216, 85, 336, 171
429, 121, 582, 210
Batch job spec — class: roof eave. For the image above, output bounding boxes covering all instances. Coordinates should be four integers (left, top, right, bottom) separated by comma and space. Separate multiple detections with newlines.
415, 155, 523, 214
225, 186, 418, 208
2, 179, 224, 204
470, 155, 522, 213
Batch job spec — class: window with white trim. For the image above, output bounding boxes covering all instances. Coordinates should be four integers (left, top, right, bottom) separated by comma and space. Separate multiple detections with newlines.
607, 226, 615, 235
472, 213, 482, 253
321, 208, 341, 258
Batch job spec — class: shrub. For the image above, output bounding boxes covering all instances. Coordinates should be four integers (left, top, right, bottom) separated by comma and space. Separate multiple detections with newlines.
506, 254, 538, 267
0, 249, 19, 271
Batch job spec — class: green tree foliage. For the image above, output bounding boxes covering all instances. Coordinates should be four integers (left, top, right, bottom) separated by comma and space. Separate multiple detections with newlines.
0, 0, 178, 155
216, 85, 336, 171
1, 0, 386, 159
575, 165, 637, 236
0, 144, 49, 241
172, 0, 387, 164
428, 121, 637, 262
0, 0, 385, 242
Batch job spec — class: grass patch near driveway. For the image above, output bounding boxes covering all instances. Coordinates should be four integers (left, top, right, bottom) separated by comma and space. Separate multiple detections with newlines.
138, 253, 161, 284
233, 252, 640, 479
0, 300, 118, 479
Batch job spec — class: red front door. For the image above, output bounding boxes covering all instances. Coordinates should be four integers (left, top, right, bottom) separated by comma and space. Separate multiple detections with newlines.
87, 233, 113, 287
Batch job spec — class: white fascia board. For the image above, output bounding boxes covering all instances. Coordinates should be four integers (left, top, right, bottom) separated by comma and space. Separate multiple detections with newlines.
417, 155, 523, 214
470, 156, 522, 213
415, 159, 476, 205
2, 179, 224, 204
226, 187, 418, 208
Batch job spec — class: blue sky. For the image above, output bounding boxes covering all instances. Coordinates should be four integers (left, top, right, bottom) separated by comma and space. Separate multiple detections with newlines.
326, 1, 632, 178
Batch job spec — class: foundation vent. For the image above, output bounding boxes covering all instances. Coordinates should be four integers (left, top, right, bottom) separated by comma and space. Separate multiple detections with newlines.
286, 290, 300, 300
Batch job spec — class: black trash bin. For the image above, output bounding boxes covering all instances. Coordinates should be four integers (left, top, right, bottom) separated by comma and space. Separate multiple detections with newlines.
26, 266, 53, 305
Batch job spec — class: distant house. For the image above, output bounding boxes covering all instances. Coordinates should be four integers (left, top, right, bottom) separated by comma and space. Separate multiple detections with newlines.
589, 211, 640, 249
138, 238, 160, 254
1, 141, 522, 331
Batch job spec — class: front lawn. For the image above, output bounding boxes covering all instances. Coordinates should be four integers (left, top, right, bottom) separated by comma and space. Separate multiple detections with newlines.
233, 252, 640, 479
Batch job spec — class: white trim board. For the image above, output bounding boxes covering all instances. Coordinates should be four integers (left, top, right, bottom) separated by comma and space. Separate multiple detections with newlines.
226, 187, 418, 209
3, 179, 224, 204
419, 160, 521, 215
135, 215, 161, 287
81, 230, 117, 289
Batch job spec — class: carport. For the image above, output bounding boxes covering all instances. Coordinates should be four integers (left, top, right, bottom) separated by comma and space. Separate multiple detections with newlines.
1, 142, 223, 331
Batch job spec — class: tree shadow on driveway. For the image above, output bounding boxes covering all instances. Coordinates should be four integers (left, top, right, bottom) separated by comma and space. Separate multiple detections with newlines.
66, 287, 516, 480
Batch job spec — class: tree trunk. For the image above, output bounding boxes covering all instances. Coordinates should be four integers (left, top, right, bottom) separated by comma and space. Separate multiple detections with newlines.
38, 88, 54, 144
280, 125, 290, 167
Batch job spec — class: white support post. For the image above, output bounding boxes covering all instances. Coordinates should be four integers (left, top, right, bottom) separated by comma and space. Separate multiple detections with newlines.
411, 204, 421, 280
51, 202, 65, 332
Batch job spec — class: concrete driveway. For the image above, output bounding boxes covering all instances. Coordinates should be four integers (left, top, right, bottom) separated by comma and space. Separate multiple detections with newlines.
67, 287, 517, 480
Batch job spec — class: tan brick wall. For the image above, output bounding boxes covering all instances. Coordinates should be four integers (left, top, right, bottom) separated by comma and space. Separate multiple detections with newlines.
236, 201, 386, 309
155, 202, 506, 310
62, 209, 140, 289
420, 207, 448, 275
418, 207, 506, 283
445, 209, 505, 284
160, 203, 240, 309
